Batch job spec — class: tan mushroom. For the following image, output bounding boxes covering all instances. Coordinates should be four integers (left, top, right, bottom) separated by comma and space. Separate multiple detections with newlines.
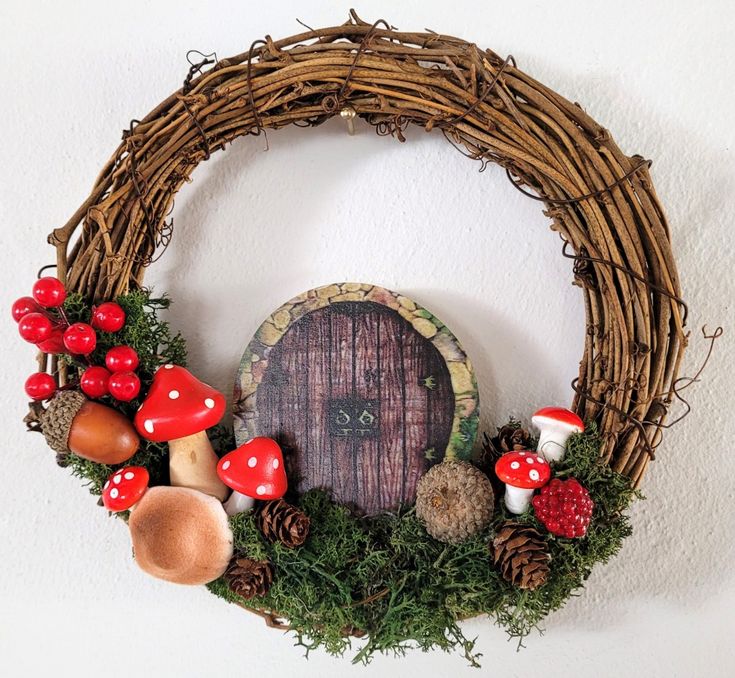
128, 486, 233, 585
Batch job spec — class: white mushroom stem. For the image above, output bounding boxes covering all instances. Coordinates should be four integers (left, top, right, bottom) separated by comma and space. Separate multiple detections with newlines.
223, 491, 255, 516
168, 431, 229, 501
503, 485, 535, 514
536, 428, 575, 462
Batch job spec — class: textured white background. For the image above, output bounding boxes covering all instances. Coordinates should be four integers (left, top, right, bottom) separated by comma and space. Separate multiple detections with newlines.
1, 1, 733, 676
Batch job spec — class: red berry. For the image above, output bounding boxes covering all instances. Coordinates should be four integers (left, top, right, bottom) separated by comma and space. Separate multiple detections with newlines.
32, 277, 67, 308
24, 373, 57, 400
18, 312, 53, 343
91, 302, 126, 333
63, 323, 97, 355
12, 296, 43, 322
37, 326, 66, 354
80, 366, 111, 399
108, 371, 141, 402
105, 346, 139, 373
532, 478, 594, 538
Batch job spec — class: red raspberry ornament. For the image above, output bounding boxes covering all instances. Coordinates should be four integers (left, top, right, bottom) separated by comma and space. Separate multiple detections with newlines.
91, 302, 126, 333
532, 478, 594, 538
32, 277, 67, 308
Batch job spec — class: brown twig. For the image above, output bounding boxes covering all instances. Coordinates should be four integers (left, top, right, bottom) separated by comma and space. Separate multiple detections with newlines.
46, 9, 696, 491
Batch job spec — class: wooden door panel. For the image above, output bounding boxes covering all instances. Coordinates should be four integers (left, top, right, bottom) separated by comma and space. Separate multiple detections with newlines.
234, 283, 479, 515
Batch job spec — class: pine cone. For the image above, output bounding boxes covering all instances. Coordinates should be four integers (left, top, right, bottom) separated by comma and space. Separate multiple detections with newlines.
224, 557, 274, 599
257, 499, 310, 548
492, 522, 550, 591
495, 424, 532, 453
478, 424, 533, 487
416, 460, 494, 544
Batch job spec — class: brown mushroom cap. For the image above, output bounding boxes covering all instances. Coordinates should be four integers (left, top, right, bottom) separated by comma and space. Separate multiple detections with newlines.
129, 486, 233, 585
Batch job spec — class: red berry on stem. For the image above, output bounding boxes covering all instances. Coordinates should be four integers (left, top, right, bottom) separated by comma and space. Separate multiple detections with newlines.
105, 346, 139, 373
91, 302, 126, 333
32, 277, 67, 308
108, 371, 141, 402
37, 326, 66, 354
63, 323, 97, 355
12, 296, 43, 322
80, 366, 111, 399
24, 373, 57, 400
18, 312, 53, 343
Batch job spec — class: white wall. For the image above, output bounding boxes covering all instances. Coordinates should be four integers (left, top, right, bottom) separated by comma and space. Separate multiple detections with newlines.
1, 1, 733, 676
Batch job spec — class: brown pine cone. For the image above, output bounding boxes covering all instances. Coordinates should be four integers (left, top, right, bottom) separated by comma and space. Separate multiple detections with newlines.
224, 557, 274, 600
494, 423, 533, 453
491, 522, 550, 591
257, 498, 311, 548
477, 423, 533, 484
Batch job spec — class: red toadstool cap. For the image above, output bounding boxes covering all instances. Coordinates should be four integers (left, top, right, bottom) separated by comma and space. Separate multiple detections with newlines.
217, 437, 287, 500
531, 407, 584, 432
102, 466, 149, 512
134, 365, 225, 443
495, 451, 551, 489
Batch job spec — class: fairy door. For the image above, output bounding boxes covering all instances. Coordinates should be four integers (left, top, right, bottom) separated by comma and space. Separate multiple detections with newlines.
233, 283, 479, 515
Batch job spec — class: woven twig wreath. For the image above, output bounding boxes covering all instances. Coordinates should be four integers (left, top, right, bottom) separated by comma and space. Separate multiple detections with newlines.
46, 12, 687, 488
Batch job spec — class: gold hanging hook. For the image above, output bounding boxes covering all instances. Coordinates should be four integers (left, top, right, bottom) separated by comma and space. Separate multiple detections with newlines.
340, 106, 357, 135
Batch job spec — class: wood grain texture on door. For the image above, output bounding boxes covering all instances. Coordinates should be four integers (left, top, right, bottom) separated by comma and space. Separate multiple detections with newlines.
234, 283, 480, 515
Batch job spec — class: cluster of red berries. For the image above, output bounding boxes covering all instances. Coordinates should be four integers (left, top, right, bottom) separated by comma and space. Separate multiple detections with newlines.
13, 276, 141, 403
532, 478, 594, 538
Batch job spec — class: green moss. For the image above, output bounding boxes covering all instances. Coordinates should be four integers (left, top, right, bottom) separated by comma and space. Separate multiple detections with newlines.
207, 424, 637, 665
58, 298, 636, 664
60, 290, 188, 498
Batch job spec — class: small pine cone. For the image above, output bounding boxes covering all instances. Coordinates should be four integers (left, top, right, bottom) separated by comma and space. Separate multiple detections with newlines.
257, 499, 311, 548
477, 424, 532, 479
492, 522, 550, 591
225, 557, 274, 600
494, 424, 533, 454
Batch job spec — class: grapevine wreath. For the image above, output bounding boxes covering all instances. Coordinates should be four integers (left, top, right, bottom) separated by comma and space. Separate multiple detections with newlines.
15, 10, 706, 665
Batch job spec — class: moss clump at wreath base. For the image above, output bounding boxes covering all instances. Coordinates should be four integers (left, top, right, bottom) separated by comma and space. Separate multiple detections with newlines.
208, 428, 638, 666
54, 292, 637, 665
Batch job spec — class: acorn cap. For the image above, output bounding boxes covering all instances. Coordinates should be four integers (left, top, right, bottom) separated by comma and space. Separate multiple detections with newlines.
494, 450, 551, 489
134, 365, 225, 443
415, 460, 494, 544
40, 390, 86, 455
129, 486, 233, 585
217, 437, 288, 500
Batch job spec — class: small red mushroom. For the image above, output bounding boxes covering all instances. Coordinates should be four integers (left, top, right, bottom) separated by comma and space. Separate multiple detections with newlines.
134, 365, 228, 500
217, 437, 288, 515
495, 450, 551, 514
531, 407, 585, 462
102, 466, 149, 512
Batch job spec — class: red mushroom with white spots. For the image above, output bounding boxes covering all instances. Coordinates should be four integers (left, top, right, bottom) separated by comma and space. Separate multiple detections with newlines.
134, 365, 228, 500
495, 450, 551, 514
217, 437, 288, 516
102, 466, 149, 512
531, 407, 585, 462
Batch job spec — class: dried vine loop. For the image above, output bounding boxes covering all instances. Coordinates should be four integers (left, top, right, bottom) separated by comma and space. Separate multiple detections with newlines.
48, 10, 686, 485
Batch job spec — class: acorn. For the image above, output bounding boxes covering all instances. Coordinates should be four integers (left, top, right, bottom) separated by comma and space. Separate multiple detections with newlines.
416, 460, 494, 544
40, 390, 140, 464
